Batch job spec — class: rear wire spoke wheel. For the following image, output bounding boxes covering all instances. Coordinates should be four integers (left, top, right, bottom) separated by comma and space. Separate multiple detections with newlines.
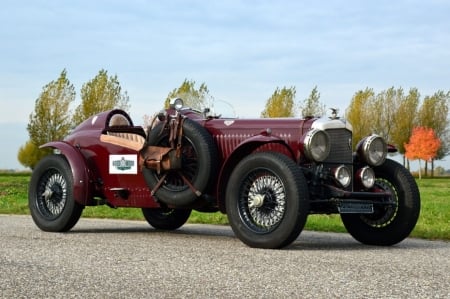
28, 155, 84, 232
226, 152, 309, 249
142, 207, 191, 230
38, 170, 67, 219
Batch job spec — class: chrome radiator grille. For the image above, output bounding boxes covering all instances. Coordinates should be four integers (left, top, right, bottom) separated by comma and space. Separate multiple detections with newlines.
324, 129, 353, 164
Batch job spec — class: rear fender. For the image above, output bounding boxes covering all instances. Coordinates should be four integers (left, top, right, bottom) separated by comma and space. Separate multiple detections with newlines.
40, 141, 92, 205
216, 135, 294, 213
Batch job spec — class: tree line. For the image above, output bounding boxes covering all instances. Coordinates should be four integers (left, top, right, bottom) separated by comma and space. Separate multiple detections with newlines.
261, 85, 450, 176
18, 69, 129, 169
18, 70, 450, 177
346, 87, 449, 176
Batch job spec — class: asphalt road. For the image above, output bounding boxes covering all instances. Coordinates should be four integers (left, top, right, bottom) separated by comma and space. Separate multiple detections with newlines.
1, 214, 449, 299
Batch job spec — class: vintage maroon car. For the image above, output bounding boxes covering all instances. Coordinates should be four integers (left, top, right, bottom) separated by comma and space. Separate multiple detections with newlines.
29, 98, 420, 249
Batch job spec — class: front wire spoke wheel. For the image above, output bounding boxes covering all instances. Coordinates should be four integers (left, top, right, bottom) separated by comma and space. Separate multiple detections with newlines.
226, 152, 309, 249
243, 172, 286, 232
340, 159, 420, 246
360, 179, 398, 228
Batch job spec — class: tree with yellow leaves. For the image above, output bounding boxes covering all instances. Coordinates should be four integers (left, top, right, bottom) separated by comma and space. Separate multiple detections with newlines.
261, 86, 296, 118
18, 69, 75, 169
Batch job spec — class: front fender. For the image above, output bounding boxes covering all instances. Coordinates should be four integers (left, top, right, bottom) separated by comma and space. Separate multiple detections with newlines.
40, 141, 92, 205
216, 135, 294, 212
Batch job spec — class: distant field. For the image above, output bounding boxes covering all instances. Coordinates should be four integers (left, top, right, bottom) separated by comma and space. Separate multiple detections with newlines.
1, 173, 448, 240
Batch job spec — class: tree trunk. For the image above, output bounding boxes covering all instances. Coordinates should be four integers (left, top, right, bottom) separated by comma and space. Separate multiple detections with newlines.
418, 160, 422, 179
424, 160, 428, 177
431, 159, 435, 178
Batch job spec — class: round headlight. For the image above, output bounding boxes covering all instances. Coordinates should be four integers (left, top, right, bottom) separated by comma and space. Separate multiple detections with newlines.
333, 165, 351, 188
357, 166, 375, 189
303, 129, 330, 162
358, 135, 387, 166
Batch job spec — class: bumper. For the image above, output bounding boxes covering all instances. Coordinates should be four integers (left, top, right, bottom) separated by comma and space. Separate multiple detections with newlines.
309, 184, 395, 214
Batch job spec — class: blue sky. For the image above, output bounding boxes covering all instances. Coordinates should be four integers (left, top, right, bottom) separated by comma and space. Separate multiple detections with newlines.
1, 0, 449, 170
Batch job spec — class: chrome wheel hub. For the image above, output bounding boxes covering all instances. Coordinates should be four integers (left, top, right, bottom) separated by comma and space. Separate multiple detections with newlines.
248, 193, 265, 208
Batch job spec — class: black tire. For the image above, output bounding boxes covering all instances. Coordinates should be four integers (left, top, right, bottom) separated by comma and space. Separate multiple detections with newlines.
341, 159, 420, 246
28, 155, 84, 232
142, 207, 191, 230
226, 152, 309, 249
143, 118, 217, 206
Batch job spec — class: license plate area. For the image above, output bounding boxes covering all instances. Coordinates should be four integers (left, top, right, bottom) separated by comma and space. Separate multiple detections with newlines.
338, 202, 374, 214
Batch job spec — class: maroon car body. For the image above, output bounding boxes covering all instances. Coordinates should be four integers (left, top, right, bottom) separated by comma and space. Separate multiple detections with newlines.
29, 99, 420, 248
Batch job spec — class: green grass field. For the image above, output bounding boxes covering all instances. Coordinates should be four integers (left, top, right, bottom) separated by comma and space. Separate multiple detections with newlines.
1, 173, 448, 240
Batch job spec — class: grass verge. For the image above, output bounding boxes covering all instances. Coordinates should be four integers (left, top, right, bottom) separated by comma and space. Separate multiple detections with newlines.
1, 173, 448, 240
